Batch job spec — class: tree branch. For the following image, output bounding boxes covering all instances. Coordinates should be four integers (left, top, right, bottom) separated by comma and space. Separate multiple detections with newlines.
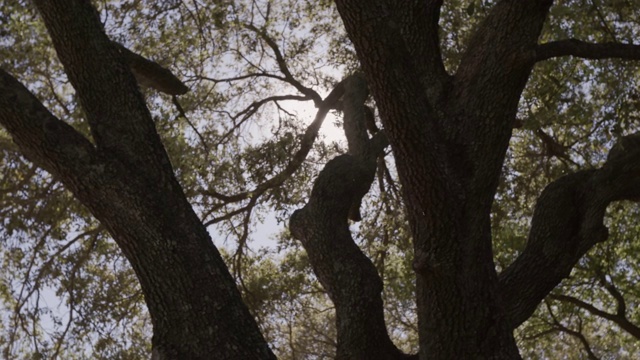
289, 156, 404, 359
33, 0, 173, 177
500, 132, 640, 328
245, 23, 323, 107
197, 72, 287, 84
19, 3, 277, 357
113, 42, 189, 95
451, 0, 553, 180
289, 76, 399, 358
593, 268, 627, 317
544, 302, 600, 360
395, 0, 450, 96
537, 39, 640, 62
342, 73, 370, 158
203, 79, 347, 203
333, 0, 448, 197
549, 293, 640, 339
0, 69, 100, 185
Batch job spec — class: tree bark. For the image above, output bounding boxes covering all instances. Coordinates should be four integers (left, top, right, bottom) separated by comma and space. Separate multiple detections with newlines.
500, 135, 640, 327
1, 1, 275, 358
4, 0, 640, 358
334, 1, 553, 358
290, 74, 409, 359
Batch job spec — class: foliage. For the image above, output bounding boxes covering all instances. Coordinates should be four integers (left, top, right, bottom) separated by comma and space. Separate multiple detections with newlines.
0, 0, 639, 358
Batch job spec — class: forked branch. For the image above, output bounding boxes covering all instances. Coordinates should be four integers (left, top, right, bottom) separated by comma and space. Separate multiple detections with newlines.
289, 74, 403, 359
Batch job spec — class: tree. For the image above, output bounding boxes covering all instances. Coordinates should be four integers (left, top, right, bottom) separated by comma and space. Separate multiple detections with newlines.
1, 0, 640, 359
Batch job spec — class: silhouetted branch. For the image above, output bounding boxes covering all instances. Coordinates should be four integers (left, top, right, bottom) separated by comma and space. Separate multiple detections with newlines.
537, 39, 640, 62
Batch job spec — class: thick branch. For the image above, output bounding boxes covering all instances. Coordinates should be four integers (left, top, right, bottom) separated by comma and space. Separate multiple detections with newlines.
394, 0, 450, 96
289, 75, 398, 358
2, 53, 276, 360
455, 0, 552, 93
334, 0, 449, 202
342, 73, 370, 158
500, 134, 640, 328
0, 69, 100, 185
451, 0, 553, 187
341, 73, 387, 221
537, 39, 640, 62
289, 156, 404, 360
113, 42, 189, 95
33, 0, 172, 176
17, 2, 276, 358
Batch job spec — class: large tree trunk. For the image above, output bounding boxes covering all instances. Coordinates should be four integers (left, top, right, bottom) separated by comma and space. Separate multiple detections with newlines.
0, 1, 275, 359
4, 0, 640, 359
333, 1, 553, 358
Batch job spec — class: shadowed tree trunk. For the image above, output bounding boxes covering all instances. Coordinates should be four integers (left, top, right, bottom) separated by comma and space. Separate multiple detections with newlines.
329, 0, 640, 359
0, 1, 275, 359
2, 0, 640, 359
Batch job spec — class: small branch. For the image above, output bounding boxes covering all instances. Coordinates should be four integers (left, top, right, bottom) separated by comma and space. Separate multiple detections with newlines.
172, 95, 209, 152
536, 39, 640, 62
544, 302, 600, 360
204, 203, 253, 226
550, 293, 640, 339
244, 23, 323, 106
216, 94, 310, 145
197, 72, 287, 84
202, 79, 346, 204
593, 268, 627, 317
591, 0, 618, 42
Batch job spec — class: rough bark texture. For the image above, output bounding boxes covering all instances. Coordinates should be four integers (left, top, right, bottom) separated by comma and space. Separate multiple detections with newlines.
333, 0, 548, 359
331, 0, 640, 359
1, 1, 275, 359
290, 74, 404, 359
3, 0, 640, 359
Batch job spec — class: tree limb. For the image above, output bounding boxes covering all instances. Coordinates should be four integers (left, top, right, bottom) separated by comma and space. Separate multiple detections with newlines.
33, 0, 173, 177
500, 133, 640, 328
289, 156, 404, 359
544, 301, 600, 360
245, 23, 323, 107
549, 293, 640, 339
113, 42, 189, 95
289, 75, 401, 358
0, 68, 100, 185
11, 2, 277, 357
592, 268, 627, 317
451, 0, 553, 182
203, 79, 346, 203
537, 39, 640, 62
394, 0, 450, 96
